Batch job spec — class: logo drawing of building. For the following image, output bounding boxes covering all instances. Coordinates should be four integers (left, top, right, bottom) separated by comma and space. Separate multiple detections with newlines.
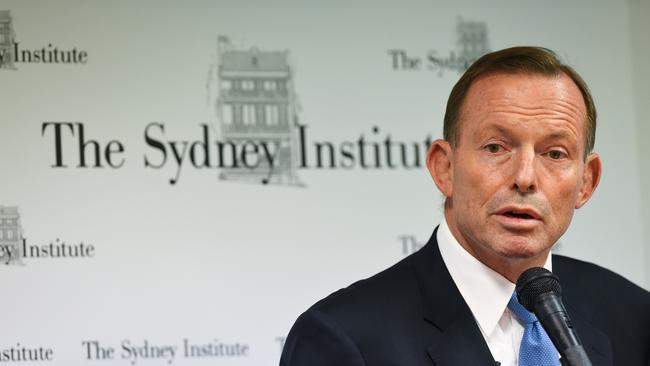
455, 17, 490, 70
0, 206, 24, 265
0, 10, 16, 69
213, 37, 302, 186
428, 17, 490, 76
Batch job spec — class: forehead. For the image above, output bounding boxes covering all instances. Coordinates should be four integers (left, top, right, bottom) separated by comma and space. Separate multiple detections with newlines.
458, 72, 588, 139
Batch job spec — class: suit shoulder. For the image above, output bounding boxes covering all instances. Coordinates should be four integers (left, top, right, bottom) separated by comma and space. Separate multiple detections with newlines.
553, 254, 650, 316
282, 249, 431, 365
312, 252, 420, 316
554, 255, 648, 295
281, 308, 367, 366
553, 256, 650, 364
290, 247, 435, 363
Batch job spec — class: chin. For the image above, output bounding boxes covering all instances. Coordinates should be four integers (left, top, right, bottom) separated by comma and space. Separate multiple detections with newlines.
494, 239, 545, 260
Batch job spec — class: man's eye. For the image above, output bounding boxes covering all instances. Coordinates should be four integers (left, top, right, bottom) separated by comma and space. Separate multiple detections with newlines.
548, 150, 567, 160
485, 144, 502, 153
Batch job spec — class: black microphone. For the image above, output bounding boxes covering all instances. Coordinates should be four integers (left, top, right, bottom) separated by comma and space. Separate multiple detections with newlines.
515, 267, 593, 366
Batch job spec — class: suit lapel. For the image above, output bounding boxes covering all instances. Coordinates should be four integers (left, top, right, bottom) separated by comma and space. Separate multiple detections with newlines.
409, 233, 614, 365
425, 313, 497, 365
553, 256, 613, 365
562, 303, 612, 365
411, 229, 496, 365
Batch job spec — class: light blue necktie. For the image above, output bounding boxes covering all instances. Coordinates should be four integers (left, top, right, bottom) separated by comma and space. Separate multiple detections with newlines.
508, 292, 560, 366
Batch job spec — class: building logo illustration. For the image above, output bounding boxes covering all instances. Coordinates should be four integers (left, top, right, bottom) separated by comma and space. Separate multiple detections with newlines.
0, 205, 96, 266
208, 37, 302, 186
0, 10, 16, 69
0, 10, 88, 70
0, 206, 24, 265
429, 17, 490, 75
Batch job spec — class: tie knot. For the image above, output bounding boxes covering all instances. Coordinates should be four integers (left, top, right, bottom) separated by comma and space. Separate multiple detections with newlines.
508, 292, 537, 324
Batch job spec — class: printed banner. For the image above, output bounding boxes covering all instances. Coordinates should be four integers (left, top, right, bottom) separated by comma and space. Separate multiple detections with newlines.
1, 1, 645, 364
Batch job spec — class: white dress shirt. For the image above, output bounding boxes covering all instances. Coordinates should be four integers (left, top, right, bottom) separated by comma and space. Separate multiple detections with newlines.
437, 217, 553, 366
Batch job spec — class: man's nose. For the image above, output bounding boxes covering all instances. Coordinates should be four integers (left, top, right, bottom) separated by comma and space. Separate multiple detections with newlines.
512, 148, 537, 194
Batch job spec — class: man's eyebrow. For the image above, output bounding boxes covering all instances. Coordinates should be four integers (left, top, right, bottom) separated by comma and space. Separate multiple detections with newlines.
474, 124, 512, 138
546, 131, 574, 140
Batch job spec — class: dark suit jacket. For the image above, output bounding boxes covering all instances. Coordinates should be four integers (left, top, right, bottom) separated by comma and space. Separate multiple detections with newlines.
280, 228, 650, 365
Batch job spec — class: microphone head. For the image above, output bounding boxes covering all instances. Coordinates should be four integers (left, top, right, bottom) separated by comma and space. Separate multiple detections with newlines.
515, 267, 562, 312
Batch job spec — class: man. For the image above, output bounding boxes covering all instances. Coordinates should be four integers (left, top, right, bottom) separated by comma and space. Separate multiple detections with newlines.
280, 47, 650, 365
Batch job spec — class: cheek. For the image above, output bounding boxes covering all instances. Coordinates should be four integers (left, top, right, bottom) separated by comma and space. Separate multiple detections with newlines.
546, 175, 582, 224
452, 151, 509, 209
453, 168, 497, 212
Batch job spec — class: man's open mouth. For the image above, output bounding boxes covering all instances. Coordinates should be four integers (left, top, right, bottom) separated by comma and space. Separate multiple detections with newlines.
502, 211, 535, 219
495, 206, 542, 221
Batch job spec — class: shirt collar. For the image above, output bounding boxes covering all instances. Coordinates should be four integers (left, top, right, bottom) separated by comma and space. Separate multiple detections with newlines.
436, 216, 552, 337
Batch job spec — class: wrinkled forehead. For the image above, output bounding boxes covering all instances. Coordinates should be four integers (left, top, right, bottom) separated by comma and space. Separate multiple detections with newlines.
457, 72, 588, 141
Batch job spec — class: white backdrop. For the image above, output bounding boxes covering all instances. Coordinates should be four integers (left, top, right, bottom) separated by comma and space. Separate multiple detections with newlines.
1, 0, 646, 364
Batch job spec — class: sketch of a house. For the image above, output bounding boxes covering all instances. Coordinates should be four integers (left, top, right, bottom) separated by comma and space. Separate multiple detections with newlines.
214, 37, 302, 186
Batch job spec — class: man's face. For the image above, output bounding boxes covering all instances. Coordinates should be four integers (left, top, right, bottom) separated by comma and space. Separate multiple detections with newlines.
429, 72, 601, 276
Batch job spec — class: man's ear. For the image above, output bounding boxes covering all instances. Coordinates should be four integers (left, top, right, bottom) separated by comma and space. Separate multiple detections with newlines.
426, 139, 454, 198
575, 153, 602, 209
